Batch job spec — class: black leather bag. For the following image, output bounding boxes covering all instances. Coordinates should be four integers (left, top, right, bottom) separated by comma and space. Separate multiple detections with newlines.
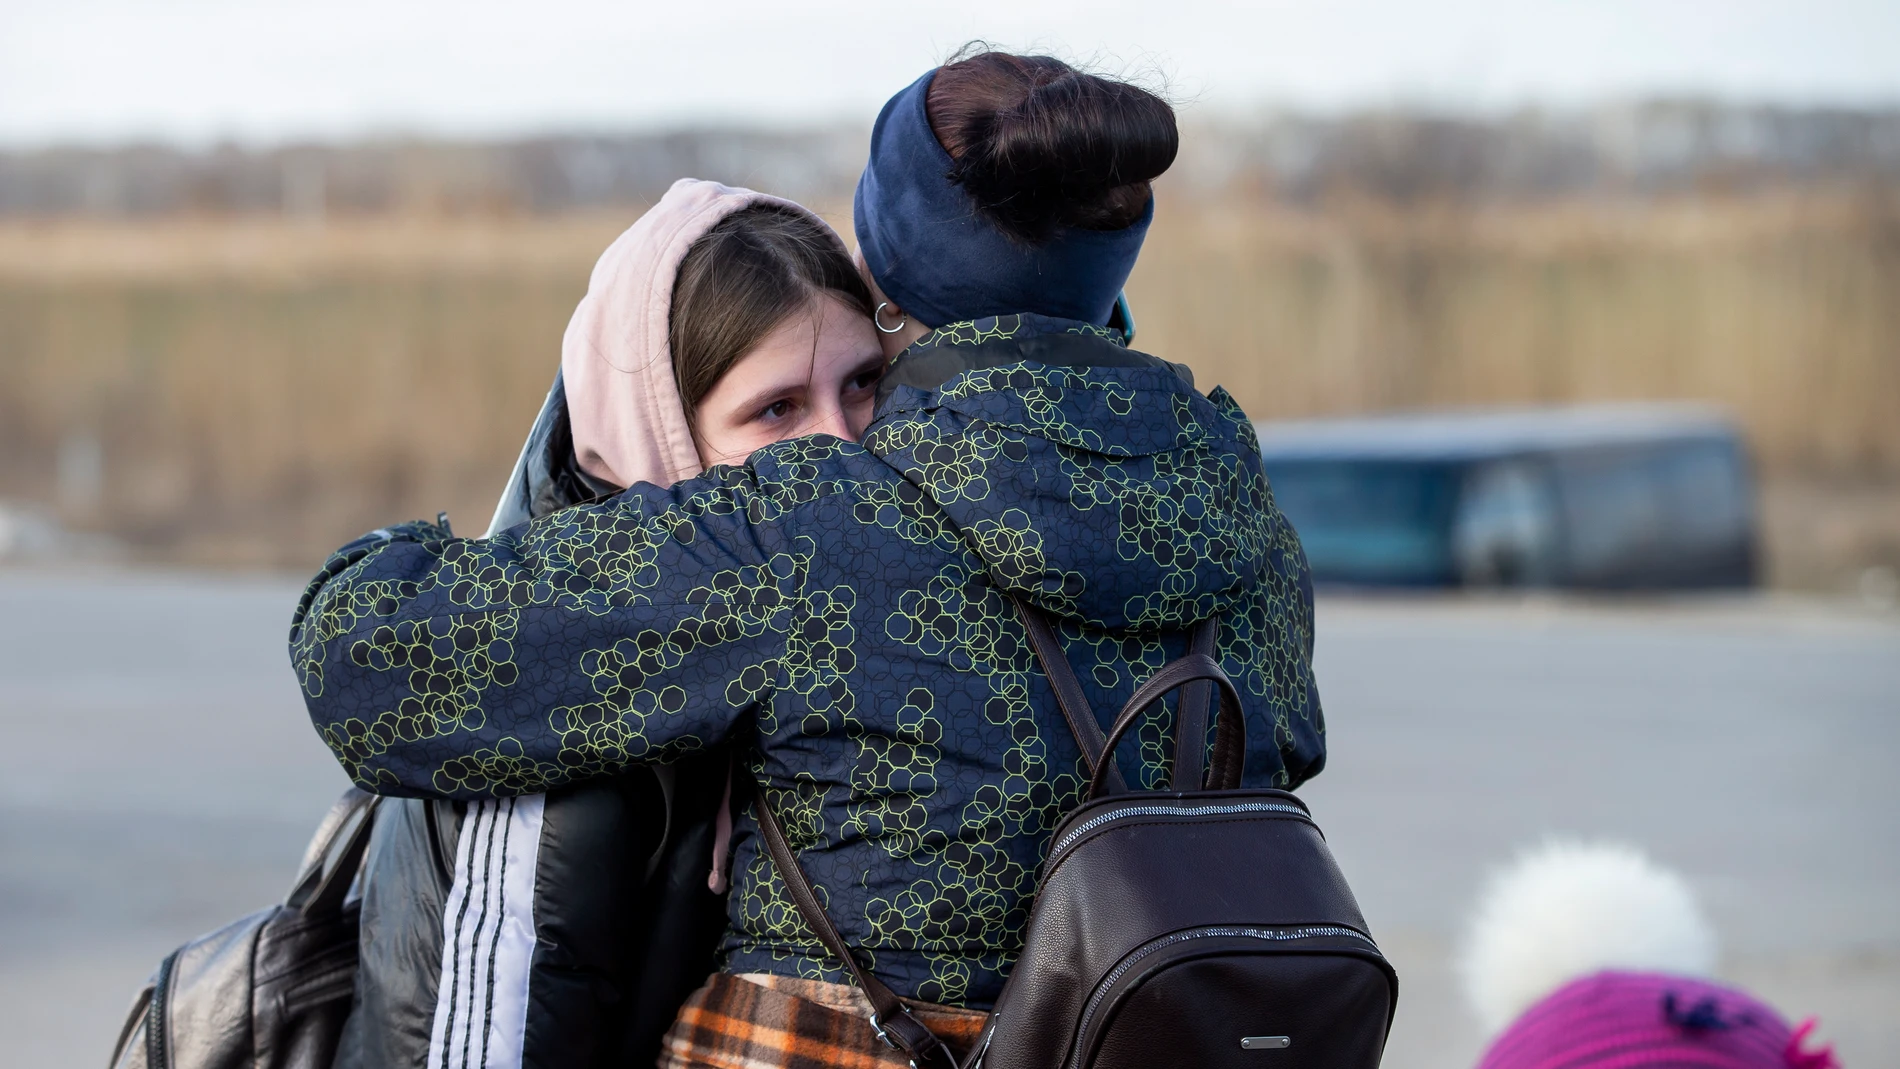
108, 789, 381, 1069
753, 602, 1397, 1069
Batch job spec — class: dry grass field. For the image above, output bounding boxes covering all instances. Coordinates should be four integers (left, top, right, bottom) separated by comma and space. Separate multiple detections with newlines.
1134, 192, 1900, 474
1, 191, 1895, 585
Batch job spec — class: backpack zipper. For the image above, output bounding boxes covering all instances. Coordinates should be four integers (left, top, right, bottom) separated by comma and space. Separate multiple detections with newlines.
1047, 801, 1309, 866
147, 948, 179, 1069
1068, 925, 1378, 1069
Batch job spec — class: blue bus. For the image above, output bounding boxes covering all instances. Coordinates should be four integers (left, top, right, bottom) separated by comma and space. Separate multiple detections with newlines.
1255, 404, 1758, 590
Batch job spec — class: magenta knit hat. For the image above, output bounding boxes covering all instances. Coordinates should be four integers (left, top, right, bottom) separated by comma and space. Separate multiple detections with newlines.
1461, 843, 1840, 1069
1475, 970, 1837, 1069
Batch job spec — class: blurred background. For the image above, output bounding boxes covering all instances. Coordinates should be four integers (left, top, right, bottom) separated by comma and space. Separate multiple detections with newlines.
1, 1, 1895, 1067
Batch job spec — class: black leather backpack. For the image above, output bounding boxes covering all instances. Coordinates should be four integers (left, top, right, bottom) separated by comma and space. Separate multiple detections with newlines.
108, 789, 380, 1069
753, 601, 1398, 1069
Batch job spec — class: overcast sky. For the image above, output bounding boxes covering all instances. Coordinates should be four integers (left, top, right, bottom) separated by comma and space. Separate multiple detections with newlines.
4, 0, 1897, 146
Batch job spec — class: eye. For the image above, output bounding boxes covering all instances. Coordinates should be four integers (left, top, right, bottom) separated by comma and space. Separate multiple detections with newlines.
758, 399, 794, 421
848, 366, 884, 393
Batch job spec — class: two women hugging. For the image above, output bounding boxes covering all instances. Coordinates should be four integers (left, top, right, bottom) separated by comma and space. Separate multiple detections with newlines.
292, 47, 1323, 1069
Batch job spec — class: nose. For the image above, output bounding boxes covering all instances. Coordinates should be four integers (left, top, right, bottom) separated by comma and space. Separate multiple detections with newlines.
804, 403, 854, 442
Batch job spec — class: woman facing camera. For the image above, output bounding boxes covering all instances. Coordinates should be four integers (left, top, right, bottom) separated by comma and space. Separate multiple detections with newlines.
297, 48, 1325, 1069
331, 179, 888, 1069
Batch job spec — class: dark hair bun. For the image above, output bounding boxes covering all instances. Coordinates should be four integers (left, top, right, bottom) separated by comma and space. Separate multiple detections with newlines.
927, 48, 1177, 245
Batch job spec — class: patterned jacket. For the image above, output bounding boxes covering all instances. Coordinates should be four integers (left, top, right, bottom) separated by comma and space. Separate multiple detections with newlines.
290, 314, 1325, 1008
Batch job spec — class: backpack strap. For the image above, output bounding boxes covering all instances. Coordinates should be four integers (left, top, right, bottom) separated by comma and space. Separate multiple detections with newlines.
750, 780, 958, 1069
286, 789, 381, 916
1089, 654, 1248, 800
1014, 598, 1222, 794
1009, 598, 1129, 795
1170, 618, 1219, 791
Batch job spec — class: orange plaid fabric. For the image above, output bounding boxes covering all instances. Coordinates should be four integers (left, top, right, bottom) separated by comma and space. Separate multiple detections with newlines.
657, 972, 989, 1069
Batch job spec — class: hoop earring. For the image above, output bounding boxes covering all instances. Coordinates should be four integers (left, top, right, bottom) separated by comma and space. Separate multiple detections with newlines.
874, 302, 908, 335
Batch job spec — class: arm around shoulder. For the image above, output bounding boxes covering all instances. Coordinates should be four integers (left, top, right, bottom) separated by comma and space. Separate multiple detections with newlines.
289, 477, 795, 799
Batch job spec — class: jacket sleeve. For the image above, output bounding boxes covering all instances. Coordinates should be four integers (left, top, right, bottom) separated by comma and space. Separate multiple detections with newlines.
288, 469, 800, 799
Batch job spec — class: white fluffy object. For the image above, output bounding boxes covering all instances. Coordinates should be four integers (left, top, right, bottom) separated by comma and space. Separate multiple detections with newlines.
1457, 840, 1717, 1035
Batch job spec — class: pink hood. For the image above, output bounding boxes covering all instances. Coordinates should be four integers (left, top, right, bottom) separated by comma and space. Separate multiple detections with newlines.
562, 177, 844, 489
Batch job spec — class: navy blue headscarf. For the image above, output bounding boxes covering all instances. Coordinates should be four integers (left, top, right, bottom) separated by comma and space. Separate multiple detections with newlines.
853, 71, 1153, 329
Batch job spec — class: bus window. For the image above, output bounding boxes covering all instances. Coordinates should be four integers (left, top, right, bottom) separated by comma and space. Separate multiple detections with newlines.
1552, 446, 1672, 585
1263, 461, 1461, 585
1553, 438, 1754, 587
1453, 460, 1559, 586
1659, 439, 1750, 552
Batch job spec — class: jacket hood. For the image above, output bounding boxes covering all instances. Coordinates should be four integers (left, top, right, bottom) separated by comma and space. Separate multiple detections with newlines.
866, 330, 1277, 632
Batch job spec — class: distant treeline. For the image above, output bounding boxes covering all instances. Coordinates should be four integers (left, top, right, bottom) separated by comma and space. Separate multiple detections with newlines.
4, 101, 1898, 217
1186, 101, 1900, 201
0, 128, 870, 218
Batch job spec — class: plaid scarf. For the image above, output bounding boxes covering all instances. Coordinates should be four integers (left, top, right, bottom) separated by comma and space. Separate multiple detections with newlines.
659, 972, 989, 1069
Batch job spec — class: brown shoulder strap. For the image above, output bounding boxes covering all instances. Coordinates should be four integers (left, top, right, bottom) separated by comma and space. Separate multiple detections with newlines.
1015, 598, 1219, 794
1170, 618, 1219, 790
1009, 598, 1129, 795
1091, 653, 1248, 800
749, 780, 958, 1069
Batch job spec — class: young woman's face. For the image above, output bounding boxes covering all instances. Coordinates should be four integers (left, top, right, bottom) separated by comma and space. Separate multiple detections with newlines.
691, 293, 886, 468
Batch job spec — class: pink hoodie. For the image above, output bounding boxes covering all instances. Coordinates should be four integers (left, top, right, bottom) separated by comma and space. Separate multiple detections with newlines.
561, 177, 847, 490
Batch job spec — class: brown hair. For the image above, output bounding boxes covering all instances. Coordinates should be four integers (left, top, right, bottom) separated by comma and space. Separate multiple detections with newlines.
669, 204, 875, 423
927, 47, 1178, 245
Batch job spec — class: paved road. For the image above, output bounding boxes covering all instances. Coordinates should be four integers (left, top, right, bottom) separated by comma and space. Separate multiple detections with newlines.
1298, 595, 1900, 1067
2, 569, 1895, 1067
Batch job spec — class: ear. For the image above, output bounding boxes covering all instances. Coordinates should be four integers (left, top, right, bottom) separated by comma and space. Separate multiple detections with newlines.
854, 246, 925, 358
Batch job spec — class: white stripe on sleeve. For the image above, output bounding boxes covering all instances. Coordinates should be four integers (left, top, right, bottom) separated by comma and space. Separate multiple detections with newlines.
426, 795, 546, 1069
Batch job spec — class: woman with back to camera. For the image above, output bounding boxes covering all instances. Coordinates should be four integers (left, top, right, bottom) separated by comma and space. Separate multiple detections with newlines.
292, 47, 1327, 1069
